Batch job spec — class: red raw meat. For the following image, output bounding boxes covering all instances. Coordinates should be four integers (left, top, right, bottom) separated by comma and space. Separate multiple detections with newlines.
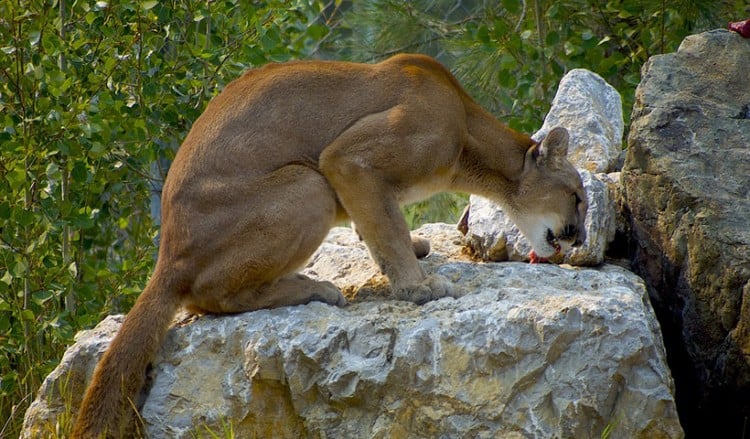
529, 250, 549, 264
729, 18, 750, 38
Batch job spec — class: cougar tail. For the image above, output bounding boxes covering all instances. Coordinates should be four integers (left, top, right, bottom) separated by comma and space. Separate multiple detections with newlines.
71, 267, 184, 438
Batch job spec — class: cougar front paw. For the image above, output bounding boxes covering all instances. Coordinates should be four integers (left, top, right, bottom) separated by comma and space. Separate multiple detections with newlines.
393, 274, 457, 305
312, 281, 348, 307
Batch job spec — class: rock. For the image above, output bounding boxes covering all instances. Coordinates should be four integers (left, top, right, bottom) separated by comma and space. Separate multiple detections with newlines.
463, 69, 623, 266
20, 315, 122, 438
23, 224, 683, 439
463, 170, 617, 266
622, 29, 750, 437
532, 68, 624, 173
598, 172, 627, 237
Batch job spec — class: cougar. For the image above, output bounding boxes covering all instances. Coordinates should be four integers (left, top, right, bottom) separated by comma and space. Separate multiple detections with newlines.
72, 53, 586, 438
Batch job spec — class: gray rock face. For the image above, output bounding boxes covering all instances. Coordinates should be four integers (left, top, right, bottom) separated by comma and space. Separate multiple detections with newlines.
533, 68, 624, 173
622, 29, 750, 437
463, 68, 623, 266
23, 225, 682, 439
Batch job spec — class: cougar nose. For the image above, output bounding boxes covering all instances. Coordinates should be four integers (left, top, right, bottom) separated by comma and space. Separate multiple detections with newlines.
562, 224, 584, 247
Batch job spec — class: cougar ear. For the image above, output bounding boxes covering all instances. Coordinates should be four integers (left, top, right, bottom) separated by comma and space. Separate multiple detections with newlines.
523, 126, 570, 174
534, 126, 569, 165
537, 127, 570, 160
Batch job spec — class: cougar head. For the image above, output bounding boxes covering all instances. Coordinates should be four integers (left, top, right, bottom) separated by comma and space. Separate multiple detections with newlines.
510, 127, 587, 259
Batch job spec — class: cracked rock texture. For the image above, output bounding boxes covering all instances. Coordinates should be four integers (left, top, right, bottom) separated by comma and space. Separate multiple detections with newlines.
622, 29, 750, 437
23, 225, 682, 439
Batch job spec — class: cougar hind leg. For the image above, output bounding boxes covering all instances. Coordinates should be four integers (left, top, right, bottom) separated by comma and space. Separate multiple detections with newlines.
220, 273, 346, 312
184, 163, 346, 314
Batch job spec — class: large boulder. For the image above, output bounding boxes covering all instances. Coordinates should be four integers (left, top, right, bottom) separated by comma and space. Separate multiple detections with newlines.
622, 29, 750, 437
532, 68, 624, 174
462, 69, 623, 265
23, 225, 682, 438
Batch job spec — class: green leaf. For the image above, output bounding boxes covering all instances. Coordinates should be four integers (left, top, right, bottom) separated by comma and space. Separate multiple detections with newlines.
306, 24, 328, 41
15, 208, 35, 226
72, 213, 95, 230
474, 24, 489, 44
6, 167, 26, 191
32, 291, 54, 306
0, 271, 12, 287
67, 262, 78, 279
89, 142, 107, 157
19, 309, 35, 322
492, 19, 511, 40
499, 54, 516, 70
240, 43, 262, 65
71, 161, 88, 183
545, 31, 560, 46
501, 0, 521, 14
260, 28, 282, 52
0, 202, 10, 220
29, 31, 41, 46
11, 260, 28, 277
625, 72, 641, 85
564, 40, 583, 56
85, 11, 98, 25
142, 0, 159, 11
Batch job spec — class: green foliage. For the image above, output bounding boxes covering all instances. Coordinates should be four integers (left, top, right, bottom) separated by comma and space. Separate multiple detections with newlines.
0, 0, 333, 436
333, 0, 740, 133
1, 0, 746, 436
402, 193, 468, 228
193, 418, 236, 439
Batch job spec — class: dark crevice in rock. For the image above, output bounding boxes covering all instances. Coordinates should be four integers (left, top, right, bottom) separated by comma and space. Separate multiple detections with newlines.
730, 103, 750, 119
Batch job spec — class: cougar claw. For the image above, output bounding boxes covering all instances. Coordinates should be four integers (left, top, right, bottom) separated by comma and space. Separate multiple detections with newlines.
315, 281, 348, 306
393, 274, 457, 305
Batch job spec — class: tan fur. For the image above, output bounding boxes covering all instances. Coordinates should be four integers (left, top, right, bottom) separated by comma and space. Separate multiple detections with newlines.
72, 54, 586, 438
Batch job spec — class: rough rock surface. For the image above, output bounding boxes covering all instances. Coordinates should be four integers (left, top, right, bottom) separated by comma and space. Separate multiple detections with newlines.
23, 225, 682, 438
532, 68, 624, 173
622, 29, 750, 437
463, 68, 623, 266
